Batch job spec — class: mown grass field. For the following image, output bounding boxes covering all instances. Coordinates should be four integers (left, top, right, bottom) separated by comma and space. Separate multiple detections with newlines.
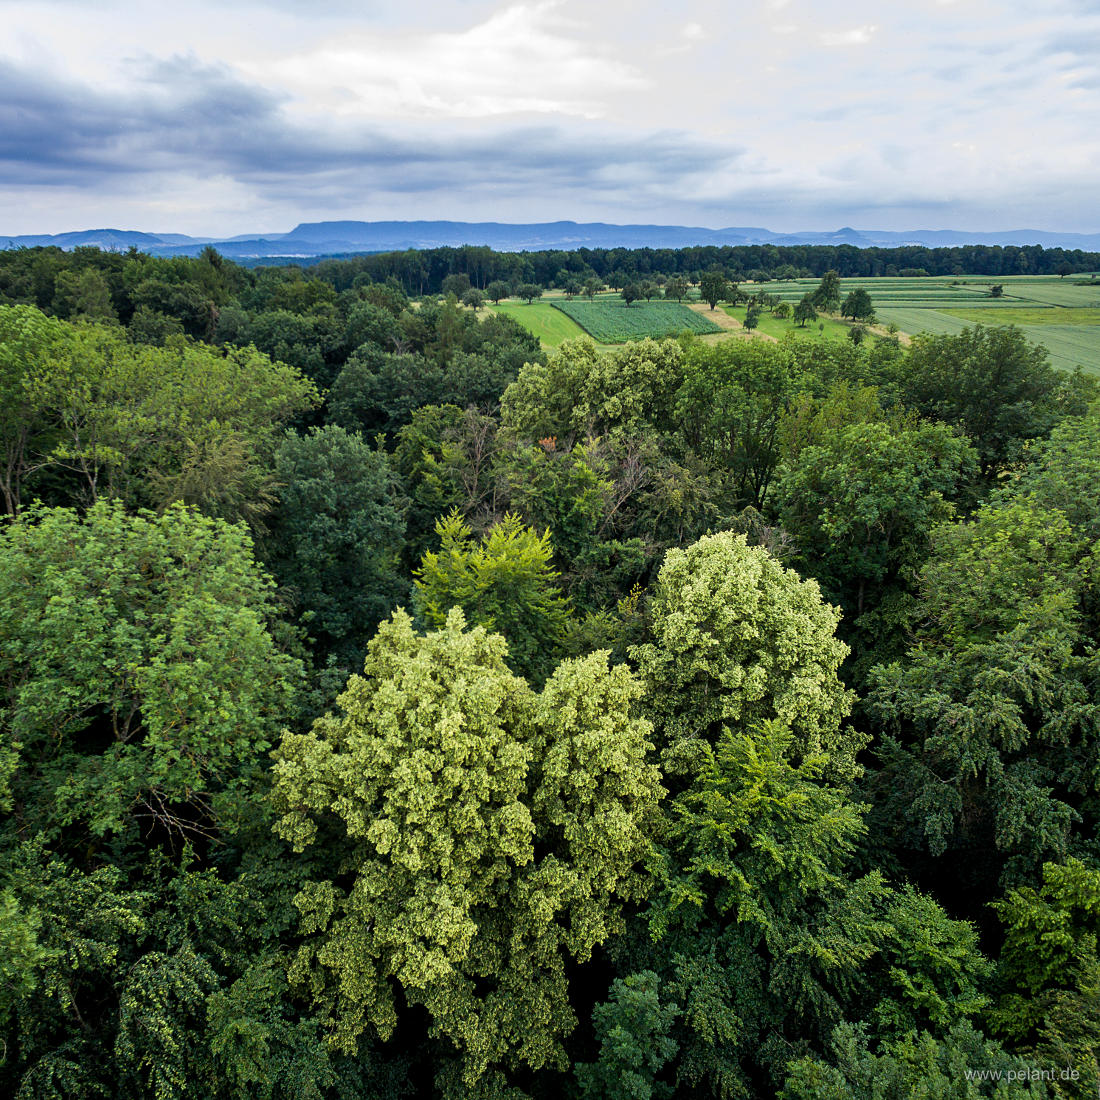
749, 275, 1100, 372
722, 304, 853, 342
488, 301, 587, 347
553, 298, 721, 342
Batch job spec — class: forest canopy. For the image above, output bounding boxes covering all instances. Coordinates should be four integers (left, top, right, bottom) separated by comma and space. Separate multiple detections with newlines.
2, 242, 1099, 1099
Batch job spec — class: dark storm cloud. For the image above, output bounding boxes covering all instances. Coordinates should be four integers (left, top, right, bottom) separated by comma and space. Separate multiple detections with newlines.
0, 54, 742, 204
0, 56, 281, 183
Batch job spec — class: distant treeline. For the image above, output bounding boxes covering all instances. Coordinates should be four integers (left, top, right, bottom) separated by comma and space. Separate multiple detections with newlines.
308, 241, 1100, 291
1, 240, 1097, 309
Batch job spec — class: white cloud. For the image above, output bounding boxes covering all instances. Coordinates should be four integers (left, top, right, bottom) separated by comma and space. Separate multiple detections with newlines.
246, 2, 645, 120
820, 24, 878, 45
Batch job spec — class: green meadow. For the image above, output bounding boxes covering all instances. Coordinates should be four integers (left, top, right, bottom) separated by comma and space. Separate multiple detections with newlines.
488, 300, 588, 346
722, 304, 853, 342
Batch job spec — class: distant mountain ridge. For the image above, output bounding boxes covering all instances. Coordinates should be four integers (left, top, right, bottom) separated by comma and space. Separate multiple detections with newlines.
4, 221, 1100, 259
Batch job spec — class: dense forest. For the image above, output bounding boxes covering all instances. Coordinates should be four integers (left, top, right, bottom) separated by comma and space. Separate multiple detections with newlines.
2, 242, 1100, 1099
1, 238, 1098, 311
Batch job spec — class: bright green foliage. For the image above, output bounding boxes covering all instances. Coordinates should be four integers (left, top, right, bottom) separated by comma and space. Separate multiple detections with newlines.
0, 501, 303, 837
633, 531, 859, 780
993, 859, 1100, 1092
898, 325, 1067, 478
0, 888, 44, 1027
501, 337, 684, 443
500, 338, 602, 443
575, 971, 679, 1100
646, 722, 887, 1096
1, 307, 318, 521
1009, 411, 1100, 541
271, 610, 662, 1092
266, 425, 407, 662
782, 1021, 1054, 1099
676, 339, 805, 507
0, 304, 71, 514
414, 510, 571, 683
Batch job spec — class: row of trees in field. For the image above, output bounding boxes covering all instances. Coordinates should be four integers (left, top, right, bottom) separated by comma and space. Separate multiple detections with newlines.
2, 240, 1100, 1097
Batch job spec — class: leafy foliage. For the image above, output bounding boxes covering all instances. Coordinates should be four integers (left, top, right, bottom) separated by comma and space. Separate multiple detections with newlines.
633, 531, 859, 780
266, 425, 407, 663
413, 510, 571, 684
0, 500, 303, 838
271, 610, 663, 1093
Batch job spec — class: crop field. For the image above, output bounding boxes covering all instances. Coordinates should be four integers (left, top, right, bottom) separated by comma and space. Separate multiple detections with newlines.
1021, 326, 1100, 373
748, 275, 1100, 372
488, 301, 588, 347
553, 298, 722, 342
940, 307, 1100, 326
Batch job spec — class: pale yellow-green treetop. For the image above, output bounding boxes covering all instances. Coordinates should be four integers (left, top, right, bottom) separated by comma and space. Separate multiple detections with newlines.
270, 608, 663, 1093
632, 530, 861, 780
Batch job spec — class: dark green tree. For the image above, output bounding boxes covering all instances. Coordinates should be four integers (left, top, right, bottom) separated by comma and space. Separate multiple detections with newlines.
897, 325, 1069, 479
812, 270, 842, 312
699, 268, 730, 310
794, 294, 818, 327
266, 426, 407, 664
841, 286, 875, 322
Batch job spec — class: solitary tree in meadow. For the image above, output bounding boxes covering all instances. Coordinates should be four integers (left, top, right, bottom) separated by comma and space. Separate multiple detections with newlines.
699, 269, 730, 310
812, 269, 841, 312
841, 287, 875, 323
794, 294, 818, 328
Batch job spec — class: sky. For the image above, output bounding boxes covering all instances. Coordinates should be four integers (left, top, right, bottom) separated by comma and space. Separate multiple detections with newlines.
1, 0, 1098, 236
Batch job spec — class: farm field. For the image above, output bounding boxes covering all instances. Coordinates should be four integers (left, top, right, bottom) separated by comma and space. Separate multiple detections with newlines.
553, 298, 721, 342
488, 300, 587, 347
749, 275, 1100, 372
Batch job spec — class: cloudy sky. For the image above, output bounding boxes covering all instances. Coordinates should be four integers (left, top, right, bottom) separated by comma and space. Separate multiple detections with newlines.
2, 0, 1098, 235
